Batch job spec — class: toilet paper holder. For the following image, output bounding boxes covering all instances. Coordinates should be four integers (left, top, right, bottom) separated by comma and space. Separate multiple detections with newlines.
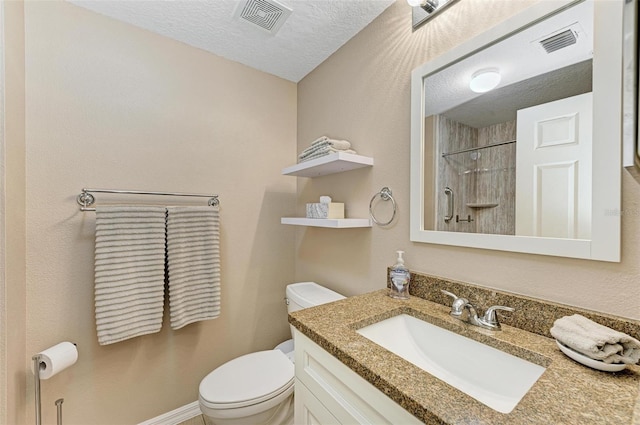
33, 354, 64, 425
32, 342, 76, 425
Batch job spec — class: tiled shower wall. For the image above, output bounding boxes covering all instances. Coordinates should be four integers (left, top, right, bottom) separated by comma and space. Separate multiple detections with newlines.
436, 116, 478, 232
476, 121, 516, 235
435, 116, 516, 234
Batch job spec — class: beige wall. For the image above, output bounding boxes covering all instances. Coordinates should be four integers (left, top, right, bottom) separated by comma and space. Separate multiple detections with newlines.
3, 1, 28, 425
19, 2, 296, 424
296, 0, 640, 320
5, 0, 640, 424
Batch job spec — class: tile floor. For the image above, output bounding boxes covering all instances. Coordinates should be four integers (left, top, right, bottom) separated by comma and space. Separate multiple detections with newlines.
177, 414, 205, 425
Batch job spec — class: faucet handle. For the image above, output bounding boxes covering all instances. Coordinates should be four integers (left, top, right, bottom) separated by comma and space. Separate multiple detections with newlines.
440, 290, 468, 317
441, 289, 459, 301
480, 305, 514, 329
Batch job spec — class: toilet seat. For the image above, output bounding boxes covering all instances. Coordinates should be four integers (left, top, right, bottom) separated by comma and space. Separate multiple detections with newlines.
199, 350, 294, 410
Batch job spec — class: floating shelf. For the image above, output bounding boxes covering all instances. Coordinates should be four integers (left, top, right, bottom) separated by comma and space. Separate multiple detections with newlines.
466, 203, 499, 208
281, 217, 372, 228
282, 152, 374, 178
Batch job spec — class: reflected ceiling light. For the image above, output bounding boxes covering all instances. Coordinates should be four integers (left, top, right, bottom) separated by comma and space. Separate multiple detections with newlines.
407, 0, 438, 13
407, 0, 459, 30
469, 68, 502, 93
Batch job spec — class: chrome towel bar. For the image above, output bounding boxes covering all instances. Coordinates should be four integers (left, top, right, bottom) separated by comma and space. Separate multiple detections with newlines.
76, 188, 219, 211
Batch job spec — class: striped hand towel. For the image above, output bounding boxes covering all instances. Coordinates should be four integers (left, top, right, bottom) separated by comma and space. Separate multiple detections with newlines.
166, 206, 221, 330
94, 206, 167, 345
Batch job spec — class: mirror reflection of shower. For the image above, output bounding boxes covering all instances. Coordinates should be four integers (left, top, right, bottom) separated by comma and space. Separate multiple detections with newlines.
433, 115, 516, 235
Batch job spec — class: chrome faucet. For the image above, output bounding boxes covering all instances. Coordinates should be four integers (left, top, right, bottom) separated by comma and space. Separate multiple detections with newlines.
441, 290, 514, 330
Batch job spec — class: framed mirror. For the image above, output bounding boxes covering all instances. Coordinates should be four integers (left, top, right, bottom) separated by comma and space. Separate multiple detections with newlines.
410, 0, 626, 262
623, 0, 639, 178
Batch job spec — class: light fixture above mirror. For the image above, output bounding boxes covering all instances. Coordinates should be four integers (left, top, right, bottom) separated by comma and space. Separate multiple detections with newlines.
408, 0, 460, 30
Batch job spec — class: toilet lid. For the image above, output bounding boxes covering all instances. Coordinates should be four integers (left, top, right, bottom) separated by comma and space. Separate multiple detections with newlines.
199, 350, 294, 408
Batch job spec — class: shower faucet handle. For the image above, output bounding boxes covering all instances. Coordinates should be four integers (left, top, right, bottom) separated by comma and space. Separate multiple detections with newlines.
456, 214, 474, 223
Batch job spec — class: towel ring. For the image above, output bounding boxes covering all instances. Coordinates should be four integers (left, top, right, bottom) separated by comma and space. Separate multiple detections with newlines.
369, 187, 397, 226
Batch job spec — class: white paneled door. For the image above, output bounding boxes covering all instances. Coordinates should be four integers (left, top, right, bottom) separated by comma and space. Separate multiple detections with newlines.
515, 92, 593, 239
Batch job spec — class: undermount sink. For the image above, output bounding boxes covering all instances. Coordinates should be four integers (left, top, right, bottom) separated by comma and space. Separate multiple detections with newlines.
356, 314, 546, 414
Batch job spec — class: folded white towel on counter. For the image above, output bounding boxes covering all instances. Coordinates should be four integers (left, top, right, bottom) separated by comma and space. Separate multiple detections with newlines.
551, 314, 640, 364
166, 206, 221, 330
94, 206, 167, 346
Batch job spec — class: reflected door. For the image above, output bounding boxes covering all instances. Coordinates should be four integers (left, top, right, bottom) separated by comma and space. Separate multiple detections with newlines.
515, 92, 593, 239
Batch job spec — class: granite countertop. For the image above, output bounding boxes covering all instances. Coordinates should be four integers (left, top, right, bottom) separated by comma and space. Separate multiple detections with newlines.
289, 290, 640, 425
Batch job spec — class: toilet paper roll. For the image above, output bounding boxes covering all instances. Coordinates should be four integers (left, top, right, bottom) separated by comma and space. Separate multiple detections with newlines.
33, 342, 78, 380
319, 196, 332, 204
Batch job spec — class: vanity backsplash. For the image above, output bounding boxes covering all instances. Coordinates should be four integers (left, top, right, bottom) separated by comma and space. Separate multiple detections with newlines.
389, 270, 640, 341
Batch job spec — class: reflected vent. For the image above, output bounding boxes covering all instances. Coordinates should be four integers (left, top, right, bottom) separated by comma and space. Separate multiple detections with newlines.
539, 29, 577, 53
234, 0, 292, 35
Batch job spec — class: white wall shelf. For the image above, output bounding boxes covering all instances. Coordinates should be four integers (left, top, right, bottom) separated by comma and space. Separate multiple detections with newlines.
281, 217, 372, 228
282, 152, 374, 178
281, 152, 374, 229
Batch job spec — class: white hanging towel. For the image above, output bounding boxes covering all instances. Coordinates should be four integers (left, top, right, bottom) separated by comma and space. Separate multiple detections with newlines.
94, 206, 167, 345
166, 206, 221, 330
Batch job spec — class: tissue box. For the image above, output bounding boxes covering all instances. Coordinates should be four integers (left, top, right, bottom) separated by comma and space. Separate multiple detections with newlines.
306, 203, 344, 219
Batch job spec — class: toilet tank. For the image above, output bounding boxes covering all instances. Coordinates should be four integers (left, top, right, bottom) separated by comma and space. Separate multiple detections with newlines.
285, 282, 345, 343
286, 282, 345, 314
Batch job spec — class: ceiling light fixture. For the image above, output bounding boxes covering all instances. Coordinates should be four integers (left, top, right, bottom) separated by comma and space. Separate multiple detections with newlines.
407, 0, 438, 13
469, 68, 502, 93
407, 0, 459, 30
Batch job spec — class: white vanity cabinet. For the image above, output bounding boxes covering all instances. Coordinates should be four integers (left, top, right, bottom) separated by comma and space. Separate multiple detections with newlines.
293, 330, 422, 425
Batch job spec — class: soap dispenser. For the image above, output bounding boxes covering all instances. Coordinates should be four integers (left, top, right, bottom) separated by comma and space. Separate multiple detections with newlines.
389, 250, 410, 299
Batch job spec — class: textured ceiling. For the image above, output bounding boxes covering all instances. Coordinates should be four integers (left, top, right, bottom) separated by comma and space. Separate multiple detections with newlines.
68, 0, 395, 82
443, 60, 592, 128
424, 0, 593, 128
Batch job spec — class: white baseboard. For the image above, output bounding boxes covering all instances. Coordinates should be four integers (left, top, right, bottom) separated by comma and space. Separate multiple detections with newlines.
138, 401, 202, 425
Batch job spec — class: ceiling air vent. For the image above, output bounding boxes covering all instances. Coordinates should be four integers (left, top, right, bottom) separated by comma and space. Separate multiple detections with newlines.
234, 0, 292, 35
539, 29, 578, 53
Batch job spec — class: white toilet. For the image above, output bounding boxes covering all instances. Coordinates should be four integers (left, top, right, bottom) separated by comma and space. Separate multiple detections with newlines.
198, 282, 345, 425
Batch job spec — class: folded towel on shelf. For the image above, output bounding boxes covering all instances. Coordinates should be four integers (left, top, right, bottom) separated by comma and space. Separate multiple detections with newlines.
298, 141, 352, 159
298, 137, 353, 160
310, 138, 351, 150
311, 135, 329, 145
305, 135, 351, 149
94, 206, 167, 345
550, 314, 640, 364
299, 148, 357, 163
166, 206, 221, 330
